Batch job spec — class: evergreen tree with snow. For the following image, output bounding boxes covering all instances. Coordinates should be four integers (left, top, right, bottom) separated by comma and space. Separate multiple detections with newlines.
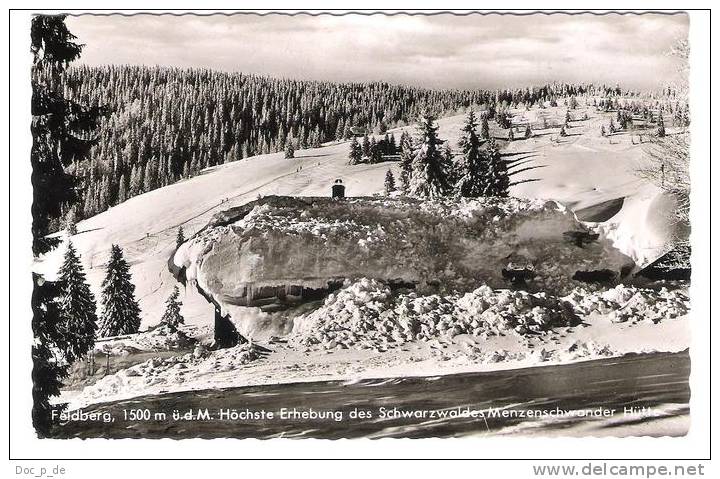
98, 245, 141, 337
398, 131, 413, 192
482, 140, 510, 197
361, 134, 371, 158
480, 115, 490, 139
176, 226, 185, 249
57, 241, 98, 362
388, 133, 397, 154
407, 114, 451, 198
348, 136, 363, 165
160, 285, 184, 329
456, 110, 488, 198
284, 141, 295, 159
370, 137, 382, 163
657, 114, 666, 137
31, 14, 106, 436
384, 169, 396, 195
64, 207, 77, 236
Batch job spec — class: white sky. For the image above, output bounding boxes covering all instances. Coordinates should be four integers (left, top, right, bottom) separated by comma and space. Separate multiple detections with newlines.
65, 12, 689, 90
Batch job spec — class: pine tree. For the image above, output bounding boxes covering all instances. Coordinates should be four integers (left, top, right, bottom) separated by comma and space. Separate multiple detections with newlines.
370, 137, 382, 163
399, 131, 413, 192
176, 226, 185, 249
657, 115, 666, 137
389, 133, 397, 154
57, 241, 98, 362
64, 207, 77, 236
348, 136, 363, 165
384, 169, 396, 195
456, 110, 488, 198
407, 114, 451, 198
361, 134, 371, 158
30, 15, 106, 255
480, 115, 490, 139
284, 141, 295, 159
30, 14, 105, 437
98, 245, 141, 337
482, 140, 510, 197
31, 274, 69, 437
160, 285, 184, 329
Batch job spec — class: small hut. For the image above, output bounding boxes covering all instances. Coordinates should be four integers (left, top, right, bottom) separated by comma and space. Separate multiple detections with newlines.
331, 179, 345, 198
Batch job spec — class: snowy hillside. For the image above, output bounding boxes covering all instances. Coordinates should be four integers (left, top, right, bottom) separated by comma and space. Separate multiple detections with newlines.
34, 104, 679, 330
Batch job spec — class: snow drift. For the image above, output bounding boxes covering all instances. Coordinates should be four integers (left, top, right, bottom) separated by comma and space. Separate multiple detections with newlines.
172, 195, 635, 338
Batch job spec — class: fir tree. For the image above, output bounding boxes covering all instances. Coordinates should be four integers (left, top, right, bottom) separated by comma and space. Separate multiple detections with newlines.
30, 15, 106, 255
57, 241, 98, 362
480, 115, 490, 139
388, 133, 397, 154
31, 274, 69, 437
30, 14, 105, 437
284, 141, 295, 159
657, 115, 666, 137
407, 114, 451, 198
482, 140, 510, 197
399, 131, 413, 192
160, 285, 184, 329
361, 134, 371, 158
64, 207, 77, 236
456, 110, 488, 198
176, 226, 185, 249
370, 137, 382, 163
98, 245, 141, 337
384, 169, 396, 195
348, 136, 363, 165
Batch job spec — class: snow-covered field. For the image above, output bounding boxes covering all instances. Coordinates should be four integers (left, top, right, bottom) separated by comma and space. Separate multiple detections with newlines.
35, 101, 690, 410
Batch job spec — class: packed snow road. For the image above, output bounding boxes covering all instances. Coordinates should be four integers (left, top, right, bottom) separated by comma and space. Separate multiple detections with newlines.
52, 350, 689, 439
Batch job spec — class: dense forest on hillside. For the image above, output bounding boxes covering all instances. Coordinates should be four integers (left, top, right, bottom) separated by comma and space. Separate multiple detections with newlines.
60, 65, 630, 222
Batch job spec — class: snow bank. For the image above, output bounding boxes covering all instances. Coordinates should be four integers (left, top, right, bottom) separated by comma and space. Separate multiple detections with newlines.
290, 279, 689, 351
173, 196, 634, 338
93, 324, 196, 355
75, 342, 261, 407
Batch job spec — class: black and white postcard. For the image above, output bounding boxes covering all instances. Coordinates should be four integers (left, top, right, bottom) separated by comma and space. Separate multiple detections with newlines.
7, 4, 713, 475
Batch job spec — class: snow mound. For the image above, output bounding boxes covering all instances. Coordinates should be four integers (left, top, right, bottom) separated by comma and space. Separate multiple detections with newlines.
291, 279, 689, 351
562, 284, 690, 324
290, 278, 579, 350
93, 324, 196, 355
174, 196, 634, 338
73, 342, 261, 408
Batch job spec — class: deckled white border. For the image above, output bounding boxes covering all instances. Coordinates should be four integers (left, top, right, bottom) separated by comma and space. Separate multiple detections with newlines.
5, 0, 712, 468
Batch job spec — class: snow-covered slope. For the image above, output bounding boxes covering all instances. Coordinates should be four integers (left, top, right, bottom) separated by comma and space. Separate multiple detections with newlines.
33, 104, 679, 330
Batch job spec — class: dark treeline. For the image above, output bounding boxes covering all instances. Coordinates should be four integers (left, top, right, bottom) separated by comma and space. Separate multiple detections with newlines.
60, 65, 627, 222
